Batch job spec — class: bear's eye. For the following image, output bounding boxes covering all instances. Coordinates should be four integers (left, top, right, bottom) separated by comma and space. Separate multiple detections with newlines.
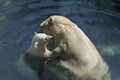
40, 25, 43, 29
40, 25, 45, 29
39, 25, 44, 33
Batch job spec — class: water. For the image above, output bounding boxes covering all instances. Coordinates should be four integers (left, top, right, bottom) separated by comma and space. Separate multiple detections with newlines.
0, 0, 120, 80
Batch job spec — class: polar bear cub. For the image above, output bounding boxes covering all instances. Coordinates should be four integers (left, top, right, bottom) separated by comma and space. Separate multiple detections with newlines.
16, 33, 53, 79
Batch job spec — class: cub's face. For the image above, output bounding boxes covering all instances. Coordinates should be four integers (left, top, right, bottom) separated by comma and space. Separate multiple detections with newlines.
31, 32, 53, 48
26, 32, 53, 58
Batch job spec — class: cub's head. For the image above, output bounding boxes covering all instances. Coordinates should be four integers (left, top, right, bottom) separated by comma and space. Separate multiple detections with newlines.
27, 32, 53, 57
31, 32, 52, 48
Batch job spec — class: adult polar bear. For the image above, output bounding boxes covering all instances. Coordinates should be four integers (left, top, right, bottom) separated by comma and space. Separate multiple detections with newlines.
39, 15, 111, 80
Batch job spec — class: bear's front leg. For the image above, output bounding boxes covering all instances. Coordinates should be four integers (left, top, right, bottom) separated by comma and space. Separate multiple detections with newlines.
50, 43, 67, 59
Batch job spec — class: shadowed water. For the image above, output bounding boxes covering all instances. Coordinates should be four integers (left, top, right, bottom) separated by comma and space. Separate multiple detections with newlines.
0, 0, 120, 80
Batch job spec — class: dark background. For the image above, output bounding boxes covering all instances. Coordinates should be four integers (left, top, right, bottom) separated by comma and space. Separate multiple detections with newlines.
0, 0, 120, 80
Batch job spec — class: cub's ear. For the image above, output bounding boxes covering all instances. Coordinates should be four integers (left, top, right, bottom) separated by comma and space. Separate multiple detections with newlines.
34, 32, 38, 35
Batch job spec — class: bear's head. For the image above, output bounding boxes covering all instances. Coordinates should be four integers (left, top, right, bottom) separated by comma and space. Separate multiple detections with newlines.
39, 15, 77, 36
27, 32, 53, 58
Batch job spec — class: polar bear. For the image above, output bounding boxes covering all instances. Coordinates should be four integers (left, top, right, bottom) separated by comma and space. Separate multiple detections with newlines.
16, 33, 53, 79
39, 15, 111, 80
16, 32, 67, 80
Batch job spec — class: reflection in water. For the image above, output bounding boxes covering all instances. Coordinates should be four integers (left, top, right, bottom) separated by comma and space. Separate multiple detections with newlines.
0, 0, 120, 80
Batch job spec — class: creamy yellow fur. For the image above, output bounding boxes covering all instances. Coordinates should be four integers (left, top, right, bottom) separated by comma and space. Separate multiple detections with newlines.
40, 15, 111, 80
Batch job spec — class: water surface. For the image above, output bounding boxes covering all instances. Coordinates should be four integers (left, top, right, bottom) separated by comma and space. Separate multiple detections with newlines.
0, 0, 120, 80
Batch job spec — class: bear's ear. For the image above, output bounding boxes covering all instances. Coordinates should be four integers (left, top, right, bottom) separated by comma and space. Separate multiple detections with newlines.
48, 17, 54, 26
34, 41, 39, 48
34, 32, 38, 35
